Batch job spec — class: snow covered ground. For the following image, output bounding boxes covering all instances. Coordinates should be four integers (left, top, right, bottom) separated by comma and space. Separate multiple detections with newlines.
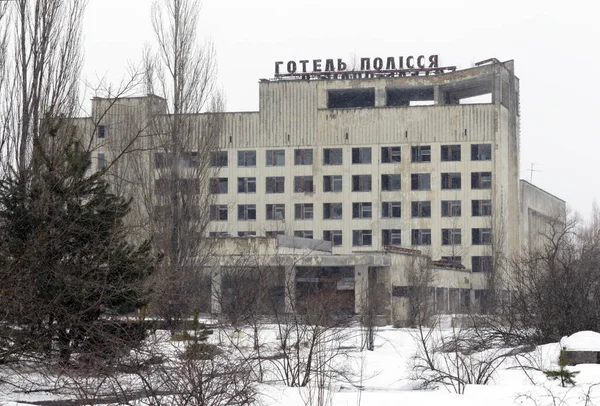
2, 325, 600, 406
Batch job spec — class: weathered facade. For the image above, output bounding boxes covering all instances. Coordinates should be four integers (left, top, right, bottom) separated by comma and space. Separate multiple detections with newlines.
77, 58, 565, 324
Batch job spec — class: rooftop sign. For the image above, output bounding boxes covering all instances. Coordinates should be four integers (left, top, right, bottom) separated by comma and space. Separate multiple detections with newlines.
274, 55, 457, 80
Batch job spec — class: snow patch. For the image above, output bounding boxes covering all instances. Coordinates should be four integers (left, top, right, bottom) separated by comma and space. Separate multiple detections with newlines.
562, 331, 600, 351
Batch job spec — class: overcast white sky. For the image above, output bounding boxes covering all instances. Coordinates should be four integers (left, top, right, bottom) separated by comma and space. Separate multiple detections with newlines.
83, 0, 600, 218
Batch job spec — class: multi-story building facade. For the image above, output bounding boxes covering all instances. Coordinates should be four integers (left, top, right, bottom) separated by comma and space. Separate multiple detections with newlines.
79, 58, 565, 323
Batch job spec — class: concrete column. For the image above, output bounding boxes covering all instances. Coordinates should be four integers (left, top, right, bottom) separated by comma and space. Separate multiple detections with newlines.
354, 265, 369, 314
284, 266, 296, 313
211, 266, 222, 314
433, 85, 444, 105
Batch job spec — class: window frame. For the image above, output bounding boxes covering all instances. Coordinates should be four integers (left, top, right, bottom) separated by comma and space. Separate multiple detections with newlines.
237, 150, 257, 167
352, 229, 373, 247
411, 229, 432, 246
294, 148, 313, 165
411, 201, 431, 218
471, 172, 492, 189
441, 200, 462, 217
323, 148, 343, 165
382, 229, 402, 246
237, 204, 257, 221
294, 176, 314, 193
442, 228, 462, 245
472, 228, 493, 245
265, 176, 285, 194
472, 199, 492, 216
411, 173, 431, 191
323, 202, 343, 220
210, 151, 228, 167
266, 149, 286, 166
381, 174, 401, 191
323, 230, 343, 246
266, 204, 286, 220
382, 201, 401, 218
351, 147, 372, 164
471, 144, 492, 161
352, 174, 372, 192
441, 172, 461, 190
209, 204, 228, 221
441, 144, 461, 161
323, 175, 343, 192
381, 146, 401, 163
237, 177, 256, 193
411, 145, 431, 163
209, 177, 228, 194
294, 230, 313, 239
295, 203, 314, 220
352, 202, 373, 219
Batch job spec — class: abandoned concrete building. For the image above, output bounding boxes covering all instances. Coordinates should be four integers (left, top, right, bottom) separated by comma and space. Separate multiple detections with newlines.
79, 58, 565, 324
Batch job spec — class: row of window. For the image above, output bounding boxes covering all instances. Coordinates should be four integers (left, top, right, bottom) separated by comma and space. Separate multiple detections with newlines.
210, 200, 492, 222
207, 144, 492, 168
209, 228, 493, 247
208, 172, 492, 194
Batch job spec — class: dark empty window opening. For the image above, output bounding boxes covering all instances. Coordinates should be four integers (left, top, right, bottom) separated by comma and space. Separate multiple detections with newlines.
386, 87, 434, 107
328, 88, 375, 109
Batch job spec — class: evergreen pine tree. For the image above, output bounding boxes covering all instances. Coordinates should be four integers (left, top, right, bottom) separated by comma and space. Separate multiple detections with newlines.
544, 347, 579, 387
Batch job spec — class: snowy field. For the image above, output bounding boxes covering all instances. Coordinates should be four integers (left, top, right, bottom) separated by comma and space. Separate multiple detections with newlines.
2, 322, 599, 406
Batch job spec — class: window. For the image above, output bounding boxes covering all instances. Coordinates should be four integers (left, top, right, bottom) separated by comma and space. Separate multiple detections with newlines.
266, 231, 284, 237
209, 232, 228, 238
442, 228, 462, 245
441, 256, 462, 265
471, 144, 492, 161
238, 231, 256, 237
237, 177, 256, 193
411, 201, 431, 218
352, 202, 372, 219
411, 145, 431, 162
266, 176, 285, 193
411, 173, 431, 190
294, 176, 313, 193
352, 230, 372, 246
441, 200, 461, 217
237, 204, 256, 220
97, 152, 105, 170
411, 229, 432, 246
472, 200, 492, 216
295, 203, 313, 220
294, 230, 313, 239
382, 229, 402, 246
328, 88, 375, 109
323, 230, 343, 246
266, 149, 285, 166
210, 151, 228, 167
210, 205, 228, 221
323, 203, 343, 219
294, 149, 313, 165
323, 148, 343, 165
237, 150, 256, 167
97, 125, 105, 139
382, 201, 401, 218
209, 177, 228, 194
381, 146, 401, 163
472, 228, 492, 245
441, 173, 461, 190
352, 175, 372, 192
471, 172, 492, 189
184, 152, 199, 168
472, 256, 493, 272
352, 147, 372, 164
154, 153, 172, 169
381, 174, 401, 191
266, 204, 285, 220
323, 175, 343, 192
441, 145, 461, 161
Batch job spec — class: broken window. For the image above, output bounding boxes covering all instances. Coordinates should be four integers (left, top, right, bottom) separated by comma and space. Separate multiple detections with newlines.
266, 149, 285, 166
97, 152, 105, 170
472, 228, 492, 245
294, 176, 313, 193
266, 204, 285, 220
382, 229, 402, 246
237, 177, 256, 193
386, 87, 434, 107
294, 149, 313, 165
471, 144, 492, 161
210, 151, 228, 167
441, 145, 461, 161
323, 175, 343, 192
472, 199, 492, 216
441, 256, 462, 265
442, 228, 462, 245
441, 200, 462, 217
352, 202, 372, 219
295, 203, 313, 220
411, 173, 431, 190
352, 230, 372, 246
381, 174, 401, 191
411, 229, 432, 246
382, 201, 401, 218
411, 201, 431, 218
238, 231, 256, 237
471, 172, 492, 189
210, 204, 228, 221
323, 148, 343, 165
237, 204, 256, 221
323, 230, 343, 246
294, 230, 313, 239
323, 203, 343, 220
472, 256, 493, 272
381, 146, 401, 163
441, 173, 461, 190
97, 125, 106, 139
209, 177, 228, 194
411, 146, 431, 162
266, 231, 285, 237
352, 175, 372, 192
266, 176, 285, 193
328, 88, 375, 109
352, 147, 372, 164
238, 150, 256, 167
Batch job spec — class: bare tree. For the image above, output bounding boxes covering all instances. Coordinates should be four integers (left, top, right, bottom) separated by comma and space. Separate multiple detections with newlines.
141, 0, 225, 328
406, 253, 435, 327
